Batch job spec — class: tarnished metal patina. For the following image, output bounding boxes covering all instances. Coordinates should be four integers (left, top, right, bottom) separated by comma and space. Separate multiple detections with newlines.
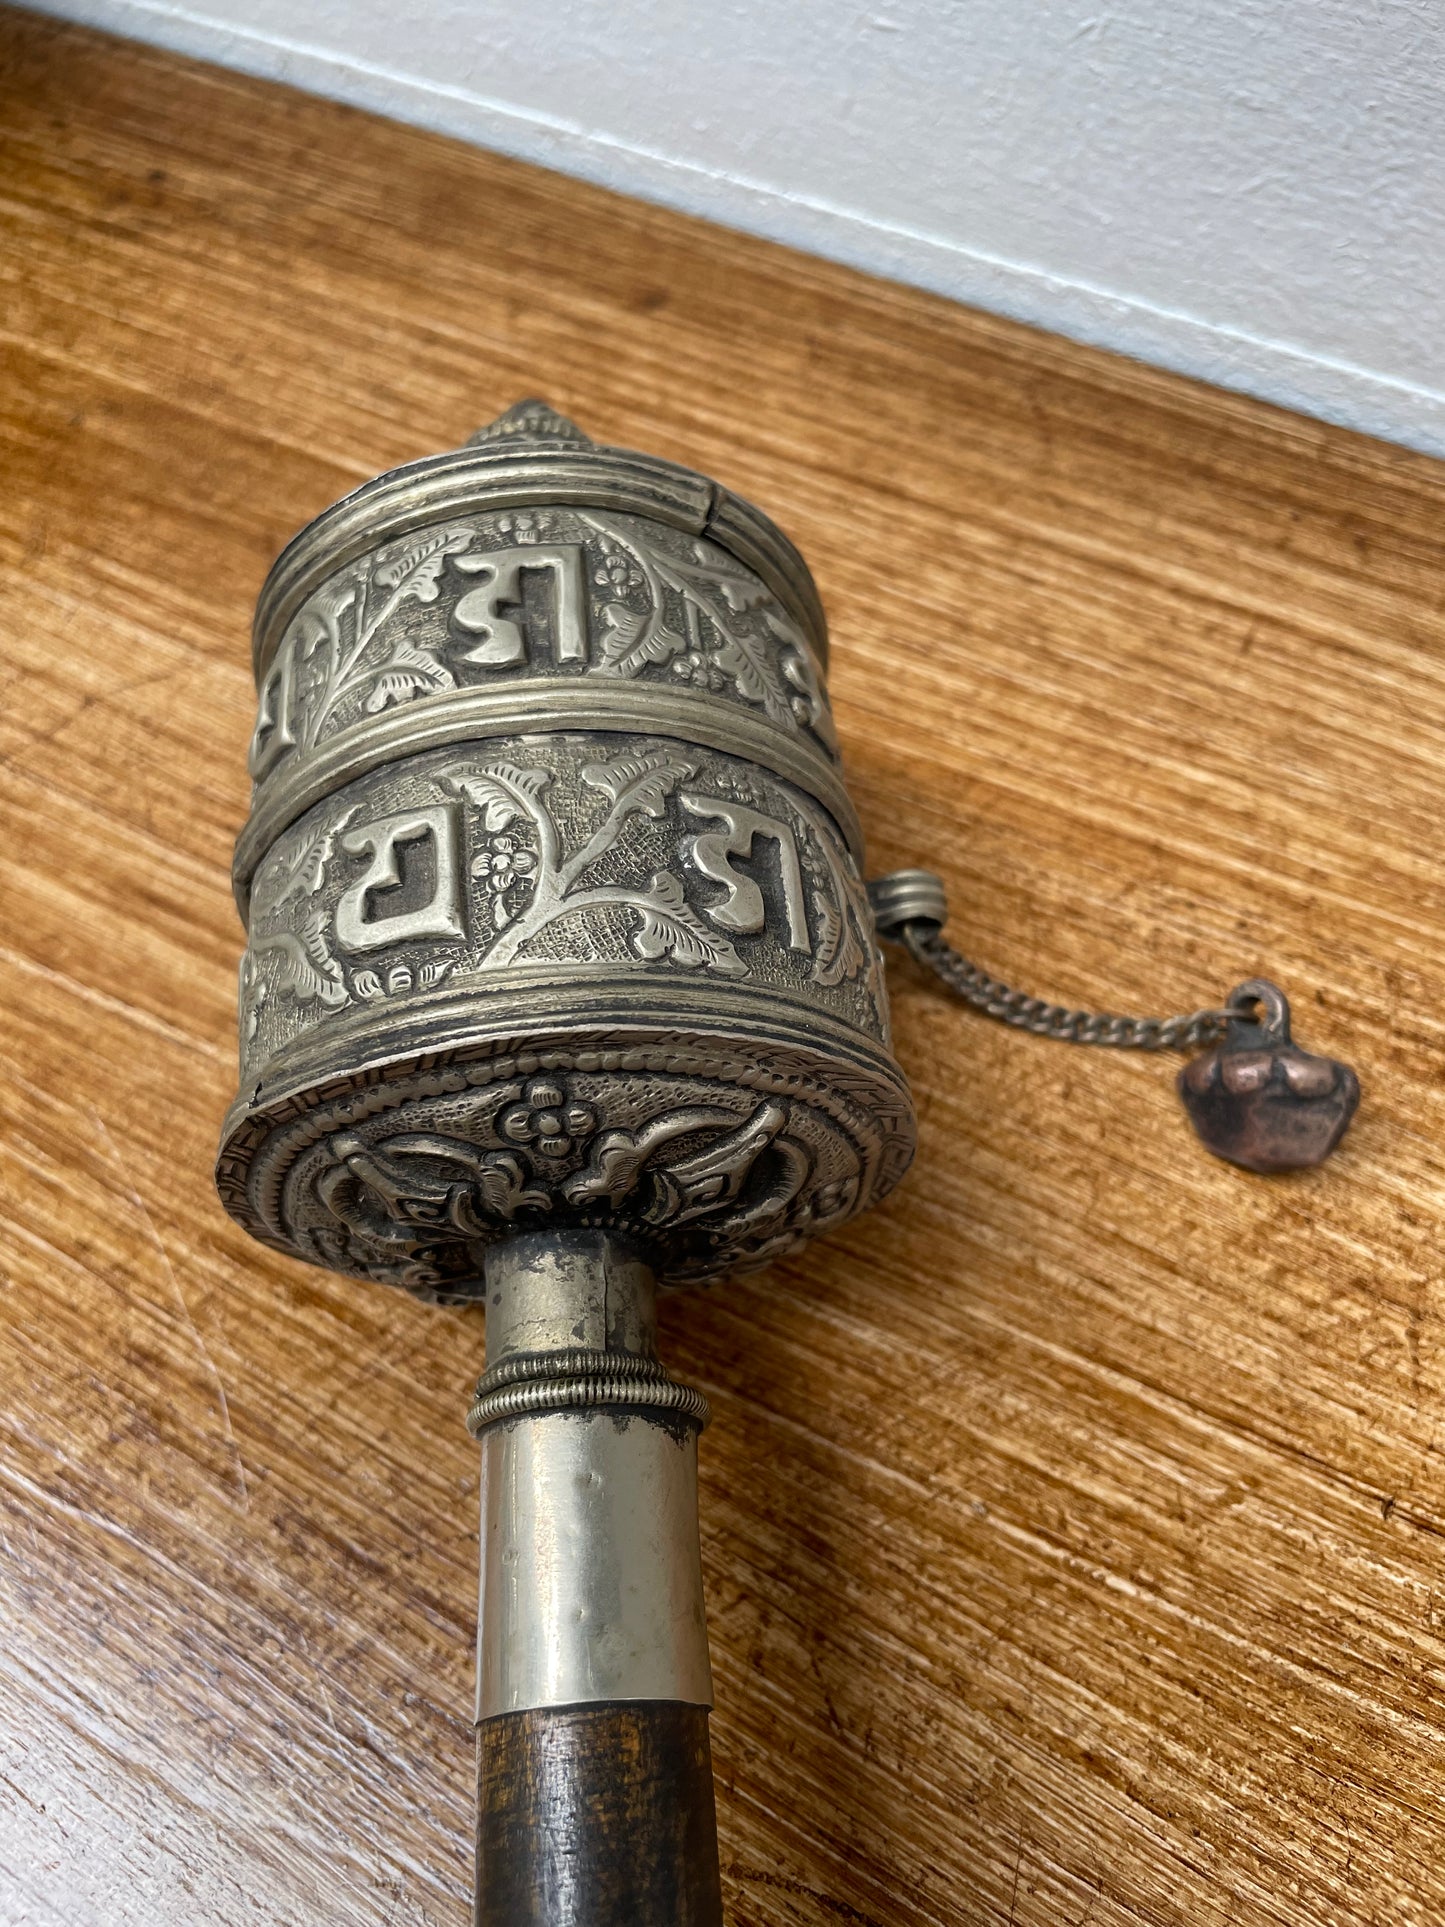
217, 400, 915, 1924
219, 399, 914, 1300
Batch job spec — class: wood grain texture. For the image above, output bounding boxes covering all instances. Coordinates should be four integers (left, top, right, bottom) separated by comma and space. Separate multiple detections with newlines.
475, 1702, 722, 1927
2, 11, 1444, 1924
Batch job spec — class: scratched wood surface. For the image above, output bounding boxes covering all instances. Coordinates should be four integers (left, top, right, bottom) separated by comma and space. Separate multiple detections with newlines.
3, 12, 1445, 1924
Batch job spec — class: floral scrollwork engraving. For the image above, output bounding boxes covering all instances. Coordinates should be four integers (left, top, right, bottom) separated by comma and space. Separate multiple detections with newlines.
447, 746, 748, 974
250, 526, 477, 778
499, 1080, 598, 1161
315, 1132, 551, 1249
304, 1083, 814, 1276
250, 504, 840, 782
238, 729, 892, 1090
583, 515, 836, 749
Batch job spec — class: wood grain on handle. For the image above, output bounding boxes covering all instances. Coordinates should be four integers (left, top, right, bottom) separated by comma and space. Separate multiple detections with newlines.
474, 1701, 723, 1927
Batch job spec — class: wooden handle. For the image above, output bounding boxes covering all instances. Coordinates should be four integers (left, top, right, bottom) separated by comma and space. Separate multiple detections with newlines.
474, 1700, 723, 1927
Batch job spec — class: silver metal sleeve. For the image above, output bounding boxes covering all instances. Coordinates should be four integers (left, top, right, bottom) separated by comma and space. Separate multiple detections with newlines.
477, 1412, 711, 1718
473, 1232, 713, 1721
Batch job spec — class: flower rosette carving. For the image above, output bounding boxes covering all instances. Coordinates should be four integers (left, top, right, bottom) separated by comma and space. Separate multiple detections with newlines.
472, 833, 536, 928
498, 1080, 598, 1161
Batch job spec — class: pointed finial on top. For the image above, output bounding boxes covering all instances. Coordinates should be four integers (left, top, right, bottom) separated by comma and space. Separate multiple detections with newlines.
467, 398, 593, 449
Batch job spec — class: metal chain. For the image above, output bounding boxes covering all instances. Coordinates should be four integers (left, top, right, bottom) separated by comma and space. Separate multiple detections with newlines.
902, 926, 1234, 1052
867, 869, 1239, 1053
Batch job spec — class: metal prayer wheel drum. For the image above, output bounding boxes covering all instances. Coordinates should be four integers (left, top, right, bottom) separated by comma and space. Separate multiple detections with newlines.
218, 401, 915, 1926
219, 399, 913, 1297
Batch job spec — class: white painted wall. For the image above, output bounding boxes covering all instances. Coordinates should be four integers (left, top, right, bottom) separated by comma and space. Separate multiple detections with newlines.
32, 0, 1445, 455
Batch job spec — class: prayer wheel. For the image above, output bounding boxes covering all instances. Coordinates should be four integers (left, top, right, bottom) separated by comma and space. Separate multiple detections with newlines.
217, 400, 916, 1924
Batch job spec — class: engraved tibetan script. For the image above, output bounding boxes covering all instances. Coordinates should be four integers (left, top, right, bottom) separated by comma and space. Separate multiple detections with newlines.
450, 545, 588, 667
682, 795, 811, 952
335, 805, 464, 951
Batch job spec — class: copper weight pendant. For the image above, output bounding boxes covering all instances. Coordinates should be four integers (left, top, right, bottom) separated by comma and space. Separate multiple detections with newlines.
1178, 979, 1360, 1173
873, 883, 1361, 1176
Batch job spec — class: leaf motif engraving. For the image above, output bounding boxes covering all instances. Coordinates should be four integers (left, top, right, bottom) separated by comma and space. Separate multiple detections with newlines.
297, 579, 360, 656
811, 889, 843, 973
273, 807, 355, 907
584, 515, 819, 734
714, 574, 770, 614
298, 910, 346, 985
580, 746, 696, 819
628, 872, 747, 974
364, 638, 454, 712
596, 600, 685, 676
299, 526, 476, 743
372, 523, 476, 603
448, 763, 553, 834
810, 885, 866, 988
709, 625, 796, 727
255, 912, 349, 1008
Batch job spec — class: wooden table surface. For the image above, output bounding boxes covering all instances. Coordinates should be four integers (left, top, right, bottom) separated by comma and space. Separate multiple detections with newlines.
4, 12, 1445, 1924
